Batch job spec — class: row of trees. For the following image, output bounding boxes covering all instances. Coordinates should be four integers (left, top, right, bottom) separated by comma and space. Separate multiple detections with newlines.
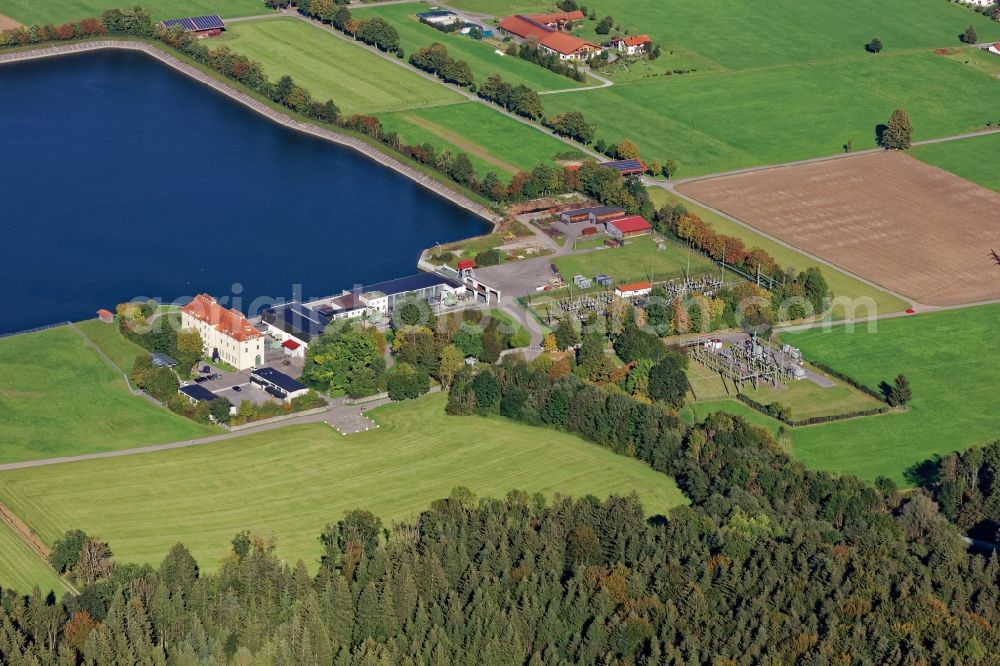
409, 42, 473, 87
297, 1, 400, 53
477, 73, 543, 119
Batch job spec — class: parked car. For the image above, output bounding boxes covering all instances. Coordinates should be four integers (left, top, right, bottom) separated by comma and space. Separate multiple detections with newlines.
202, 365, 211, 373
232, 385, 242, 393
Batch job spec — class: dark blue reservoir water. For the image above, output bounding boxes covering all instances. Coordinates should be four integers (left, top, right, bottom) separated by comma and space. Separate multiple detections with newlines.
0, 51, 485, 334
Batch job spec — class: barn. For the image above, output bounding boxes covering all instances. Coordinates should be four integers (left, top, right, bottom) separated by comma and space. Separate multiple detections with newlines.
600, 159, 647, 176
606, 216, 653, 240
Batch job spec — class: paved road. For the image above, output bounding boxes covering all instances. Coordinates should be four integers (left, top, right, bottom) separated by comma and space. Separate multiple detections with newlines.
0, 400, 345, 472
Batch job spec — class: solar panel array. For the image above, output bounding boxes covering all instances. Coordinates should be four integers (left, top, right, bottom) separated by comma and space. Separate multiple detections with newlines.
601, 159, 645, 172
161, 14, 225, 31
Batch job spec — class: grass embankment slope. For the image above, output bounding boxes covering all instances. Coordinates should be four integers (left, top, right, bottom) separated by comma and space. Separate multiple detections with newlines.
0, 0, 265, 24
531, 0, 1000, 176
0, 325, 215, 464
0, 393, 686, 575
784, 304, 1000, 484
213, 18, 462, 115
0, 520, 66, 596
380, 102, 586, 177
647, 188, 911, 317
911, 132, 1000, 194
353, 2, 588, 92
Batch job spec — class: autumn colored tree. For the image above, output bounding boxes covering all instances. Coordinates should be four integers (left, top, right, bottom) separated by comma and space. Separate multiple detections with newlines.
615, 139, 640, 160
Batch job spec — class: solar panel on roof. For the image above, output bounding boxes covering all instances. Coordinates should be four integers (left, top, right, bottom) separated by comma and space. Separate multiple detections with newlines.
161, 14, 223, 31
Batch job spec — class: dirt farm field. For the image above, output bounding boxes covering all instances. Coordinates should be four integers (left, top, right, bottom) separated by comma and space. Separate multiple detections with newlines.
678, 151, 1000, 306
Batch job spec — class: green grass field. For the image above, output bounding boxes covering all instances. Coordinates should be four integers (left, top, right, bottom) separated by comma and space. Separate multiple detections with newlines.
0, 520, 67, 596
213, 18, 462, 115
0, 0, 267, 23
740, 369, 885, 420
571, 0, 1000, 69
680, 399, 782, 433
544, 51, 1000, 176
911, 132, 1000, 194
381, 102, 585, 176
0, 326, 215, 464
783, 305, 1000, 484
647, 188, 911, 318
0, 394, 686, 576
352, 3, 588, 92
554, 236, 717, 284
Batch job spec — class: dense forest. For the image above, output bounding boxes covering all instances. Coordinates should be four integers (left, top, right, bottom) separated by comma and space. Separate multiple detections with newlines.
3, 372, 999, 663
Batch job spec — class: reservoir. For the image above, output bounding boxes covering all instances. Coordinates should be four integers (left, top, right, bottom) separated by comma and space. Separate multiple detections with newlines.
0, 50, 486, 334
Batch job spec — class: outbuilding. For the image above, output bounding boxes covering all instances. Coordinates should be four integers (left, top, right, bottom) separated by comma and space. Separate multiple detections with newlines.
281, 338, 304, 359
97, 309, 114, 324
606, 216, 653, 240
250, 367, 309, 403
160, 14, 225, 37
614, 281, 653, 299
613, 34, 651, 55
600, 159, 648, 176
179, 383, 218, 404
989, 43, 1000, 56
559, 205, 626, 224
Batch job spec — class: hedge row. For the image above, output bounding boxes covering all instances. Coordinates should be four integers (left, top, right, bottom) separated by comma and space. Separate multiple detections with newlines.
735, 392, 889, 427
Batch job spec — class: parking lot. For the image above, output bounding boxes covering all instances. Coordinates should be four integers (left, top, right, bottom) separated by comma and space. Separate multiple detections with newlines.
187, 352, 306, 406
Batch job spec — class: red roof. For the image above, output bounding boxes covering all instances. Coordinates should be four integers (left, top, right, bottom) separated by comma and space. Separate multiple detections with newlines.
621, 34, 651, 46
97, 309, 113, 318
281, 339, 301, 350
609, 216, 653, 233
498, 15, 550, 40
457, 259, 475, 270
539, 30, 597, 55
181, 294, 263, 342
616, 281, 652, 292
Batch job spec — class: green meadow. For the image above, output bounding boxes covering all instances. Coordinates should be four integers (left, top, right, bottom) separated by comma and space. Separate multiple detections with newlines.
381, 102, 585, 177
544, 51, 1000, 176
0, 325, 215, 464
784, 305, 1000, 484
0, 0, 266, 24
352, 2, 588, 92
0, 394, 686, 577
0, 520, 67, 597
912, 132, 1000, 194
554, 236, 717, 284
213, 18, 462, 115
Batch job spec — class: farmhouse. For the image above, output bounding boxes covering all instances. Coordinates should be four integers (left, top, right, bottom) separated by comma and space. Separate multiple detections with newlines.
613, 34, 652, 55
989, 43, 1000, 56
615, 281, 652, 299
498, 13, 601, 61
606, 216, 653, 240
159, 14, 225, 37
181, 294, 264, 370
601, 159, 647, 176
250, 367, 309, 403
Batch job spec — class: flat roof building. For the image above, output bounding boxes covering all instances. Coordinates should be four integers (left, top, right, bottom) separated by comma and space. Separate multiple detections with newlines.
358, 273, 465, 315
179, 383, 218, 404
250, 367, 309, 403
615, 281, 653, 299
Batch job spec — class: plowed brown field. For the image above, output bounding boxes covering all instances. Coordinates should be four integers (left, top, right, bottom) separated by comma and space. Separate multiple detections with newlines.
679, 151, 1000, 306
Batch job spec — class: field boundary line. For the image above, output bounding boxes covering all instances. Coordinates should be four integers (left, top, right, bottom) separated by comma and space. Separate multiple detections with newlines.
0, 501, 75, 594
